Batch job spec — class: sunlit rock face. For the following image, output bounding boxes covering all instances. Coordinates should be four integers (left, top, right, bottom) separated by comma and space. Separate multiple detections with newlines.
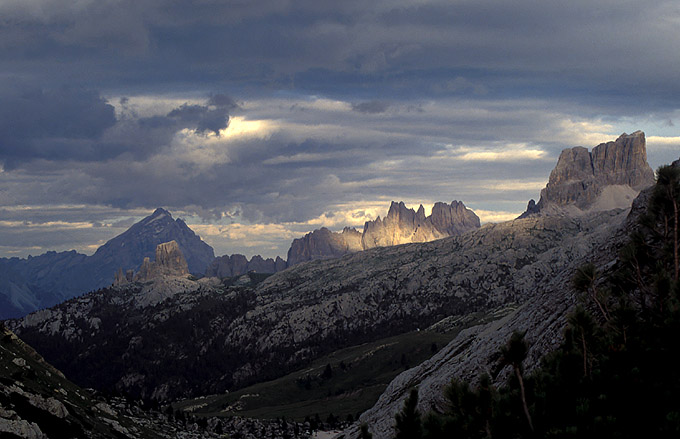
133, 241, 189, 282
521, 131, 655, 217
287, 200, 480, 266
286, 227, 363, 266
361, 200, 480, 249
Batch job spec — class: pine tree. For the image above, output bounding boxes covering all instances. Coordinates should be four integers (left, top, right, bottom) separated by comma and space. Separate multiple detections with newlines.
652, 165, 680, 281
395, 388, 422, 439
359, 423, 373, 439
573, 263, 610, 321
500, 331, 534, 433
567, 305, 596, 377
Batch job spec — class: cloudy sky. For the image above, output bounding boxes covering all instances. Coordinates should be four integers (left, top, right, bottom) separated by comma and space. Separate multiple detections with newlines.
1, 0, 679, 259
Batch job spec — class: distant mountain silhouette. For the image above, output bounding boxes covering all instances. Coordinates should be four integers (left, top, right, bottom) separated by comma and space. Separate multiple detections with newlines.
0, 208, 214, 319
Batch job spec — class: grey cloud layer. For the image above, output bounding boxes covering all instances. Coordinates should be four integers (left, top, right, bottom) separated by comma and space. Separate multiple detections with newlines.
0, 88, 116, 168
0, 92, 607, 225
1, 1, 678, 107
0, 0, 678, 258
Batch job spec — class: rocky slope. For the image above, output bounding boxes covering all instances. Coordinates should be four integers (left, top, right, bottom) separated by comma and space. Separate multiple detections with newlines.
287, 227, 363, 266
288, 200, 480, 266
342, 140, 665, 439
206, 253, 287, 278
0, 208, 215, 319
346, 208, 632, 439
521, 131, 655, 217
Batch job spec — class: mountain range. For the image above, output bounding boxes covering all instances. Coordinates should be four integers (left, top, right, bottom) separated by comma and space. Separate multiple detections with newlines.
6, 133, 663, 438
0, 200, 481, 319
0, 208, 215, 319
287, 200, 480, 266
2, 131, 670, 439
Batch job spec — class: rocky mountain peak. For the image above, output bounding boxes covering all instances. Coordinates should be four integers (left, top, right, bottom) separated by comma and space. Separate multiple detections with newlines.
416, 205, 426, 222
154, 241, 189, 275
430, 200, 482, 235
287, 200, 480, 266
286, 226, 363, 266
521, 131, 655, 217
94, 208, 214, 279
362, 200, 480, 249
591, 131, 652, 189
151, 207, 171, 217
133, 240, 189, 282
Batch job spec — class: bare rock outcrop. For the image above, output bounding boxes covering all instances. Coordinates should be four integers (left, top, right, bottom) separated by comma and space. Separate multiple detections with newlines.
133, 241, 189, 282
287, 227, 363, 266
107, 240, 200, 306
521, 131, 655, 217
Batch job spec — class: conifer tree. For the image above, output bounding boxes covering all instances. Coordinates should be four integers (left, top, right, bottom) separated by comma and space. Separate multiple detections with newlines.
500, 331, 533, 433
652, 165, 680, 281
567, 305, 596, 377
359, 423, 373, 439
573, 263, 610, 321
395, 388, 422, 439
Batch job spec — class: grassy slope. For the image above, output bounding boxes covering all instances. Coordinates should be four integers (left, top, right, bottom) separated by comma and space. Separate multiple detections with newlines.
176, 306, 515, 421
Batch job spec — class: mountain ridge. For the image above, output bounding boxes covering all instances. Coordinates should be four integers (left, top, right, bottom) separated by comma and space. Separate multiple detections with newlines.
288, 200, 480, 266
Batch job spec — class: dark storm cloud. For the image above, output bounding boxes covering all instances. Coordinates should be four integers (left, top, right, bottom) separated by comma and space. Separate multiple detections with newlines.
140, 96, 238, 136
208, 94, 240, 110
0, 86, 240, 171
1, 0, 679, 258
1, 1, 678, 110
0, 87, 116, 168
167, 105, 229, 135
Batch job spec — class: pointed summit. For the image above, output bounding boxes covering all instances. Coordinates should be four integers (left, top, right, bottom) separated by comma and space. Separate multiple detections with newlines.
0, 208, 216, 318
88, 208, 214, 289
151, 207, 170, 216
